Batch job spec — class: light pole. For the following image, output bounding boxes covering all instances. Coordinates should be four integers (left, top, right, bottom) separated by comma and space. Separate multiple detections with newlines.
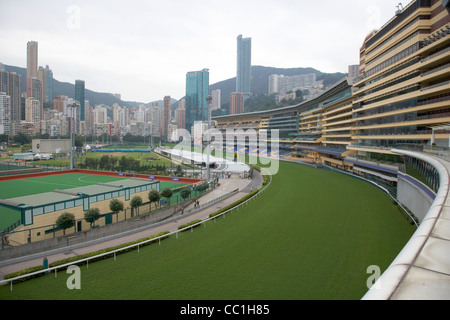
68, 103, 78, 170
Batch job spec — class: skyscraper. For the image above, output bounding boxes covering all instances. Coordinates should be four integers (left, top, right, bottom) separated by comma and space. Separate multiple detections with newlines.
75, 80, 85, 121
161, 96, 172, 141
25, 97, 41, 135
176, 99, 186, 130
0, 69, 22, 124
26, 41, 42, 133
0, 92, 11, 135
229, 92, 244, 115
45, 65, 53, 103
185, 68, 209, 133
27, 41, 38, 79
236, 34, 252, 99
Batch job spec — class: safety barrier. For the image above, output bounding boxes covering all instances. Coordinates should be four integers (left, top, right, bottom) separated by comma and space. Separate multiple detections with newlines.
363, 149, 450, 300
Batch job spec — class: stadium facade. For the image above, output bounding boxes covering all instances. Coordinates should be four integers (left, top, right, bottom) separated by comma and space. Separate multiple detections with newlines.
213, 0, 449, 212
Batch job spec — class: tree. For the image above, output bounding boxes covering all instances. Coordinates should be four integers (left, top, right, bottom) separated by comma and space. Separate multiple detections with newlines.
175, 165, 184, 177
148, 189, 161, 211
180, 186, 192, 200
84, 207, 100, 227
56, 212, 75, 235
130, 196, 143, 217
161, 188, 173, 206
109, 198, 124, 222
13, 133, 31, 145
85, 157, 99, 170
99, 155, 111, 171
110, 156, 118, 171
196, 182, 209, 192
74, 135, 84, 149
119, 156, 129, 171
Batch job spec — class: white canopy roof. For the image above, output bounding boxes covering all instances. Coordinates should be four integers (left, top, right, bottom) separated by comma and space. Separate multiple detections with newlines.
167, 149, 250, 173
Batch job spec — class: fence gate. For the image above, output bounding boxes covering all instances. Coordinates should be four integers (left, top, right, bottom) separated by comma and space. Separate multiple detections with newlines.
105, 213, 113, 225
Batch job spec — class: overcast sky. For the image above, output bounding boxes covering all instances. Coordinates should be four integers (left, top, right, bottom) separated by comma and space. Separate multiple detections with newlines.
0, 0, 401, 103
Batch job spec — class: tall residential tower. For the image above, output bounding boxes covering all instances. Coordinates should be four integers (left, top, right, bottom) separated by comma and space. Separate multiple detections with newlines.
236, 34, 252, 99
185, 68, 209, 133
75, 80, 85, 121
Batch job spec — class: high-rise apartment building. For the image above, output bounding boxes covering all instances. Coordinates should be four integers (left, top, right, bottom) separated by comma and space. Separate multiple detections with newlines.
176, 99, 186, 130
45, 65, 53, 103
236, 35, 252, 99
26, 41, 42, 134
229, 92, 245, 115
211, 89, 221, 110
25, 97, 41, 135
93, 105, 108, 124
66, 99, 81, 135
0, 92, 11, 135
269, 74, 318, 95
185, 69, 209, 133
268, 74, 280, 95
27, 41, 38, 79
53, 96, 69, 114
348, 65, 360, 79
75, 80, 85, 121
0, 69, 22, 124
161, 96, 172, 141
38, 67, 47, 104
150, 104, 160, 137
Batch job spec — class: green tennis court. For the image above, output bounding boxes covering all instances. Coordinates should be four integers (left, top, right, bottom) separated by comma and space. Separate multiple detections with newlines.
0, 173, 187, 231
0, 173, 187, 200
0, 174, 129, 200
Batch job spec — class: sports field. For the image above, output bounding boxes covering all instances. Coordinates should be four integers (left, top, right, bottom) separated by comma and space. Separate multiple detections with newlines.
0, 173, 183, 199
0, 161, 415, 300
0, 173, 187, 230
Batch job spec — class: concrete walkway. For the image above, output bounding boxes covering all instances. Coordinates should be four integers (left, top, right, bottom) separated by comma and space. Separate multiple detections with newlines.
0, 174, 262, 279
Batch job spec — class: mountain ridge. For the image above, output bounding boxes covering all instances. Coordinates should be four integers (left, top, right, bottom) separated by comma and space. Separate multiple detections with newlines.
4, 64, 346, 108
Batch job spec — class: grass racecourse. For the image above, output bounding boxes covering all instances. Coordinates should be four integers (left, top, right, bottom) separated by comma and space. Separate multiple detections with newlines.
0, 161, 415, 300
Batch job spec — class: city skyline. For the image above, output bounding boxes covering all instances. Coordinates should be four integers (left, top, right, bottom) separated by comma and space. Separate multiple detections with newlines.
1, 0, 400, 103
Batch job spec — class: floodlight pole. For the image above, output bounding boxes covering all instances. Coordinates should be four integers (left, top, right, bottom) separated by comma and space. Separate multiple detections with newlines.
68, 111, 74, 170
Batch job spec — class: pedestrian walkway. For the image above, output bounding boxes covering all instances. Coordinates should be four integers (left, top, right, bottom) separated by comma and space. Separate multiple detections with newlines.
0, 174, 262, 279
184, 177, 252, 212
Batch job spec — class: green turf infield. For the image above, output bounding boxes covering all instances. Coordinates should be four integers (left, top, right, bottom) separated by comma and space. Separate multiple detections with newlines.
0, 161, 415, 300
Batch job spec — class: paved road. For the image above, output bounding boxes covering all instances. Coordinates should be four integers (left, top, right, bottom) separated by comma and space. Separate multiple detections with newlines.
0, 172, 264, 279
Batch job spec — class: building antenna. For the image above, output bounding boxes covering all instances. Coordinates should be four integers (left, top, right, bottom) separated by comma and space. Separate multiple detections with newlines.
396, 3, 404, 15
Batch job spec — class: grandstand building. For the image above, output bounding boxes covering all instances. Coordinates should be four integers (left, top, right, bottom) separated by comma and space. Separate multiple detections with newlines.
212, 0, 449, 199
351, 0, 450, 155
213, 77, 357, 164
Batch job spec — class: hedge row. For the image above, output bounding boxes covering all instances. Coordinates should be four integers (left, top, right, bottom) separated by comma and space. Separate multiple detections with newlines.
208, 189, 259, 218
3, 231, 170, 284
178, 219, 203, 231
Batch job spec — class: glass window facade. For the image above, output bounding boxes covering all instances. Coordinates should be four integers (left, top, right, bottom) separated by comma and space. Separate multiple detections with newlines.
236, 35, 252, 98
185, 69, 210, 133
